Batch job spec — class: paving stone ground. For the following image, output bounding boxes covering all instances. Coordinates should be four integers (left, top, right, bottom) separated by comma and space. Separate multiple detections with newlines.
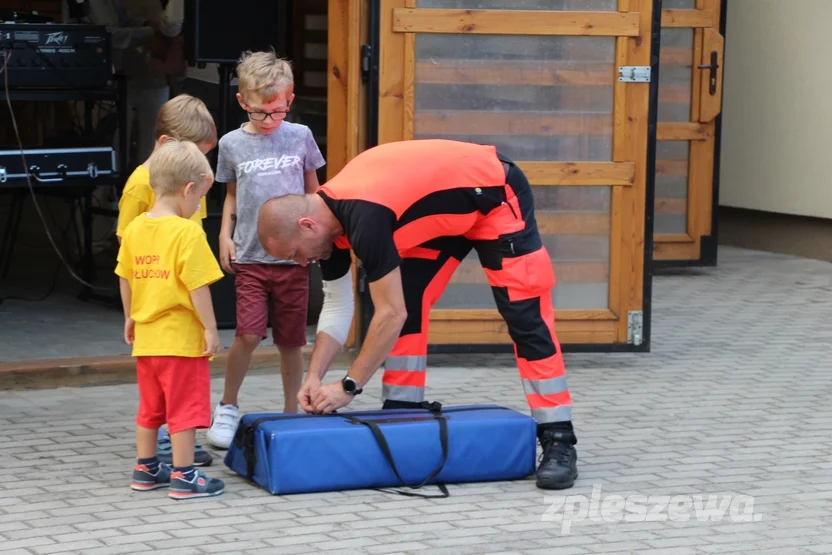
2, 245, 832, 555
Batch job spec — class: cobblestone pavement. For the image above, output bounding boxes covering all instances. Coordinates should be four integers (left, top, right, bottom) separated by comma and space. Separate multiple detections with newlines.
2, 246, 832, 555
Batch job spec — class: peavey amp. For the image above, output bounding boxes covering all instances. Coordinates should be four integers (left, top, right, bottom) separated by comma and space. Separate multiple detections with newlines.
0, 23, 112, 89
0, 147, 117, 188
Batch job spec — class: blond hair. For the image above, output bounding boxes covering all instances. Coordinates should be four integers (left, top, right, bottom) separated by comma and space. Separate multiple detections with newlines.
154, 94, 217, 146
236, 49, 294, 102
147, 139, 214, 197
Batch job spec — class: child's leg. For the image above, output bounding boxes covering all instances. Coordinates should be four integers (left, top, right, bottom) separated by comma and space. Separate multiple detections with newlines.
132, 357, 171, 491
278, 346, 304, 413
170, 428, 196, 467
207, 265, 269, 448
270, 264, 311, 414
164, 356, 225, 499
137, 425, 159, 459
221, 334, 262, 407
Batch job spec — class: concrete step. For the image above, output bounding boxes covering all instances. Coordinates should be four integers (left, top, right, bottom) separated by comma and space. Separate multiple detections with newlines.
0, 345, 357, 391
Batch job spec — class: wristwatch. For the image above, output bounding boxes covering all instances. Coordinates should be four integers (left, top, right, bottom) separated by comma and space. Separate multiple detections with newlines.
341, 375, 363, 396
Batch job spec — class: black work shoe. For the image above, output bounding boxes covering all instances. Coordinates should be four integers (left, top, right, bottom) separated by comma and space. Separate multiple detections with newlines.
536, 431, 578, 490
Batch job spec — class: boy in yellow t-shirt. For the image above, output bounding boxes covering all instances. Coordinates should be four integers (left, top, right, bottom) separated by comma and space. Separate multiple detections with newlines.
115, 139, 225, 500
116, 93, 217, 239
117, 93, 217, 467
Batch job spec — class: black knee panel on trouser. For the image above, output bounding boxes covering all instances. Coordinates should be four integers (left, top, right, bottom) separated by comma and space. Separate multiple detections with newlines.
382, 399, 424, 410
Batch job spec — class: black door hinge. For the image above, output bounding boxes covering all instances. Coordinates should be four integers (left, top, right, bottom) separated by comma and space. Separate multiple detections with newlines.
361, 44, 372, 84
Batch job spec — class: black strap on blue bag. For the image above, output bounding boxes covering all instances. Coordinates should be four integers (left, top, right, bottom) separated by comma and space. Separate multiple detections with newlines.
234, 401, 459, 499
341, 401, 450, 499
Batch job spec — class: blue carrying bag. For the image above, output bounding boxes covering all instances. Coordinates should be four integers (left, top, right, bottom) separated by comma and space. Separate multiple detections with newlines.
224, 402, 538, 497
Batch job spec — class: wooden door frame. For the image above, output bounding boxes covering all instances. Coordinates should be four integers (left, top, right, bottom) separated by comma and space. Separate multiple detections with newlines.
327, 0, 365, 348
652, 0, 727, 268
356, 0, 662, 354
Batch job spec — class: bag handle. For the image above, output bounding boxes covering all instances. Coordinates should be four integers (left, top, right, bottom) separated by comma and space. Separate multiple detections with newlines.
341, 401, 450, 498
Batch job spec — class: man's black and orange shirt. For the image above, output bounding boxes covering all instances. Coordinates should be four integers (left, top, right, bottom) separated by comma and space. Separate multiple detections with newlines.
316, 139, 510, 283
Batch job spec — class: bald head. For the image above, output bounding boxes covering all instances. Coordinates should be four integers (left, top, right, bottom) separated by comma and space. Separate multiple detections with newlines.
258, 194, 312, 252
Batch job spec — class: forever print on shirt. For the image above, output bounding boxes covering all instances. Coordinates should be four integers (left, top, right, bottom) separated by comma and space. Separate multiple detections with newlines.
215, 121, 326, 265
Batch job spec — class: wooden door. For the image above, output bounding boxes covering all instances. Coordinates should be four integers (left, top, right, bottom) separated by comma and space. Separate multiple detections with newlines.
652, 0, 725, 264
368, 0, 659, 350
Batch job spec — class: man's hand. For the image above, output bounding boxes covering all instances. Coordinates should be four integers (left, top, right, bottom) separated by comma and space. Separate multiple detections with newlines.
219, 237, 237, 274
124, 318, 135, 345
311, 381, 354, 414
298, 376, 322, 413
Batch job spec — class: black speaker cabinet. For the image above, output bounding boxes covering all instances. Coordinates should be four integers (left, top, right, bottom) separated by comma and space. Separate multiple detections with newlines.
183, 0, 289, 65
203, 214, 237, 329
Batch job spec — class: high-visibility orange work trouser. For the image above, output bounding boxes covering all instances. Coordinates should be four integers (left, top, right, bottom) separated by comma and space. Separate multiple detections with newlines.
381, 157, 573, 425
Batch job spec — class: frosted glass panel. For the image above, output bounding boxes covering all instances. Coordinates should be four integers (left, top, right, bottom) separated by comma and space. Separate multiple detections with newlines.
658, 28, 694, 122
414, 35, 615, 161
434, 187, 611, 311
663, 0, 696, 8
654, 141, 689, 234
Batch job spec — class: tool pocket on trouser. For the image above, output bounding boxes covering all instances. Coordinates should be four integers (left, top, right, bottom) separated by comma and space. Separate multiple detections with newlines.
495, 246, 556, 302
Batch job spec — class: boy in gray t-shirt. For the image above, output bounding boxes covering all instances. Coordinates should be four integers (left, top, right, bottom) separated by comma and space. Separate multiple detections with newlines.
207, 50, 326, 449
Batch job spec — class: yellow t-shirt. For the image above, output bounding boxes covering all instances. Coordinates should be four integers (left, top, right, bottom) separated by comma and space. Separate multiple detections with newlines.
116, 165, 208, 237
115, 214, 224, 358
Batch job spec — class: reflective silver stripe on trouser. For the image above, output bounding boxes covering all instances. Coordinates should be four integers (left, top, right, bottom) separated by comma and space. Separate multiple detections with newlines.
381, 384, 425, 403
522, 376, 568, 397
531, 406, 572, 423
385, 355, 426, 370
524, 377, 572, 423
382, 355, 427, 402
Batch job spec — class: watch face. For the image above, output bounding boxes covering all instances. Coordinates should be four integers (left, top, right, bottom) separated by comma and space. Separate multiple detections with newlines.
343, 377, 356, 392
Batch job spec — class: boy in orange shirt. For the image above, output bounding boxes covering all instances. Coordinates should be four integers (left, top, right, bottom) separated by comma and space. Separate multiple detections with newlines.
116, 93, 217, 467
115, 139, 225, 499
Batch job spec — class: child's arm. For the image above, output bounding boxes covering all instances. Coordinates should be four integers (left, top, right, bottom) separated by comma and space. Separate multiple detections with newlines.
304, 170, 320, 194
219, 181, 237, 274
302, 127, 326, 194
190, 285, 220, 355
118, 277, 135, 345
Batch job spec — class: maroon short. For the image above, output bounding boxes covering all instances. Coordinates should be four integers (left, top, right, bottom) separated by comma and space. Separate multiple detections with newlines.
233, 263, 310, 347
136, 356, 211, 434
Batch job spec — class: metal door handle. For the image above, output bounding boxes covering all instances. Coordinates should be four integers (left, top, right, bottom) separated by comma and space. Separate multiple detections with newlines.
698, 51, 719, 95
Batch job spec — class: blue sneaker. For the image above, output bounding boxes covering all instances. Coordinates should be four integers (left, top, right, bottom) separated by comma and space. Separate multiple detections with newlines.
131, 462, 171, 491
156, 429, 213, 467
169, 469, 225, 500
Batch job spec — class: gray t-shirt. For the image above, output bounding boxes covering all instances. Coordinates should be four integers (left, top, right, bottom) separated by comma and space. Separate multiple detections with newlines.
216, 122, 326, 265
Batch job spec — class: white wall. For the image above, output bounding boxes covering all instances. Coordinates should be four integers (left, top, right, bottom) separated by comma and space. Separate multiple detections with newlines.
719, 0, 832, 219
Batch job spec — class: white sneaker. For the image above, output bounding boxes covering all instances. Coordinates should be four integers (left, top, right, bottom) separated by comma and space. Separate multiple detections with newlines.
206, 403, 241, 449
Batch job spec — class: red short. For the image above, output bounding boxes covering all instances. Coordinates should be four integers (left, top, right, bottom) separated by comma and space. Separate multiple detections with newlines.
135, 356, 211, 434
233, 263, 310, 348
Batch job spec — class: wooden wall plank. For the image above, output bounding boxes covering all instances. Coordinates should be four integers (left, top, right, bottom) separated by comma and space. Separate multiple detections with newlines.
393, 9, 641, 36
661, 9, 714, 27
518, 161, 634, 186
654, 197, 688, 214
415, 60, 615, 86
414, 112, 613, 136
537, 213, 610, 235
657, 122, 711, 140
654, 233, 695, 243
427, 318, 619, 345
